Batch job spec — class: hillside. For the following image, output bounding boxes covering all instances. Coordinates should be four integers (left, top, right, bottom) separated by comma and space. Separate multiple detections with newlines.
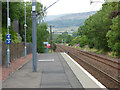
46, 11, 97, 34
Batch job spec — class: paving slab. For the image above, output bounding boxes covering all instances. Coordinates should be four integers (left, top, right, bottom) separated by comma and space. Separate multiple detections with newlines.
61, 52, 106, 89
2, 53, 83, 88
38, 53, 83, 88
2, 60, 42, 88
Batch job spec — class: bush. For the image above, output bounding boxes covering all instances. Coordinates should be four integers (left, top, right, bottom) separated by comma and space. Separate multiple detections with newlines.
2, 27, 21, 43
37, 23, 49, 53
53, 43, 56, 52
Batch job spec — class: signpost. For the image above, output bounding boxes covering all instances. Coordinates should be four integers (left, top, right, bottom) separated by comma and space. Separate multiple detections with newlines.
43, 42, 48, 45
46, 44, 51, 48
7, 0, 10, 68
43, 42, 50, 53
46, 44, 50, 53
6, 34, 11, 44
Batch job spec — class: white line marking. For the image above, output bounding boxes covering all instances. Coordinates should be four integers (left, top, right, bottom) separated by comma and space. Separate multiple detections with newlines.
64, 52, 107, 89
38, 59, 54, 62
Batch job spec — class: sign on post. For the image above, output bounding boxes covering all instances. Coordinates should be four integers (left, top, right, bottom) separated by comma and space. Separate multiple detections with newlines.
46, 44, 51, 48
43, 42, 48, 45
8, 18, 11, 27
6, 34, 11, 44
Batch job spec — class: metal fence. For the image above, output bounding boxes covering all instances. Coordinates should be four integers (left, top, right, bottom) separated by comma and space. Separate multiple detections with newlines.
0, 42, 2, 66
2, 42, 32, 66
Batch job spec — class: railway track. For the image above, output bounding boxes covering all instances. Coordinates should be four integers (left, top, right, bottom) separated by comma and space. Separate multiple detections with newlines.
71, 47, 120, 70
56, 45, 120, 89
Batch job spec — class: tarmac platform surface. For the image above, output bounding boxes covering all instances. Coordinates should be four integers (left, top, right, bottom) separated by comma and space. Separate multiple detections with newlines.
2, 53, 105, 89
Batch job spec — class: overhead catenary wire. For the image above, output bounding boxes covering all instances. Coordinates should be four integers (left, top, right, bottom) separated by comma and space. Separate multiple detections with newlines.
36, 0, 60, 16
89, 0, 105, 12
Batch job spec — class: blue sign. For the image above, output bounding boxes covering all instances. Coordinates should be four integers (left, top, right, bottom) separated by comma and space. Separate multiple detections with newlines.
6, 34, 11, 44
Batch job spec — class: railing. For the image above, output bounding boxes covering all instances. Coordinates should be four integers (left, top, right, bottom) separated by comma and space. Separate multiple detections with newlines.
2, 42, 32, 66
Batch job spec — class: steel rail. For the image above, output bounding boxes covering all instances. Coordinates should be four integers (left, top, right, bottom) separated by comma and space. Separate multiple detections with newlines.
72, 49, 120, 70
57, 45, 120, 86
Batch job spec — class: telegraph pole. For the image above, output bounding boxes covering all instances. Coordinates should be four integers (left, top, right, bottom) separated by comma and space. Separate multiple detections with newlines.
24, 2, 27, 58
32, 0, 37, 72
7, 0, 10, 68
50, 25, 54, 53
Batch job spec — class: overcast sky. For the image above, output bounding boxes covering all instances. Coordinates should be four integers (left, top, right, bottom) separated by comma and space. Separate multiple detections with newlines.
24, 0, 105, 15
39, 0, 105, 15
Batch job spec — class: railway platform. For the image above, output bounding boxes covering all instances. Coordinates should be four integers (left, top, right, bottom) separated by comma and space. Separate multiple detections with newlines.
2, 53, 106, 89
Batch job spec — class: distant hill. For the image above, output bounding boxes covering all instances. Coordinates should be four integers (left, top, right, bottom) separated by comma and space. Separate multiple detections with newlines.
45, 15, 64, 21
46, 11, 97, 34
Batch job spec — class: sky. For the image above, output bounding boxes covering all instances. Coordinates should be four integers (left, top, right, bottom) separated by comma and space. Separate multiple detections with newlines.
38, 0, 105, 15
24, 0, 105, 15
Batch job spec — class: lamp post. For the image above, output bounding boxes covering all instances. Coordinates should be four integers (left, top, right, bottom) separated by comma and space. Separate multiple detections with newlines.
24, 2, 27, 58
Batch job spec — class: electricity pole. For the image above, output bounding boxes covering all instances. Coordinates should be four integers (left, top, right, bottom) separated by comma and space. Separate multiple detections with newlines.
50, 25, 54, 53
32, 0, 59, 72
32, 0, 37, 72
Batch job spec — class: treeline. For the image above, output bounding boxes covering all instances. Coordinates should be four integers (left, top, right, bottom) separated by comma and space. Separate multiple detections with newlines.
2, 1, 49, 53
53, 32, 73, 44
69, 2, 120, 57
2, 2, 25, 43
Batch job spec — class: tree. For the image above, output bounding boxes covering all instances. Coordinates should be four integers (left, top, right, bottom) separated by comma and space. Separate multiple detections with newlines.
66, 35, 73, 43
20, 2, 45, 42
72, 31, 78, 37
78, 2, 119, 51
106, 15, 120, 57
2, 2, 24, 42
2, 2, 24, 27
2, 2, 45, 43
69, 35, 88, 47
53, 31, 73, 44
37, 23, 49, 53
